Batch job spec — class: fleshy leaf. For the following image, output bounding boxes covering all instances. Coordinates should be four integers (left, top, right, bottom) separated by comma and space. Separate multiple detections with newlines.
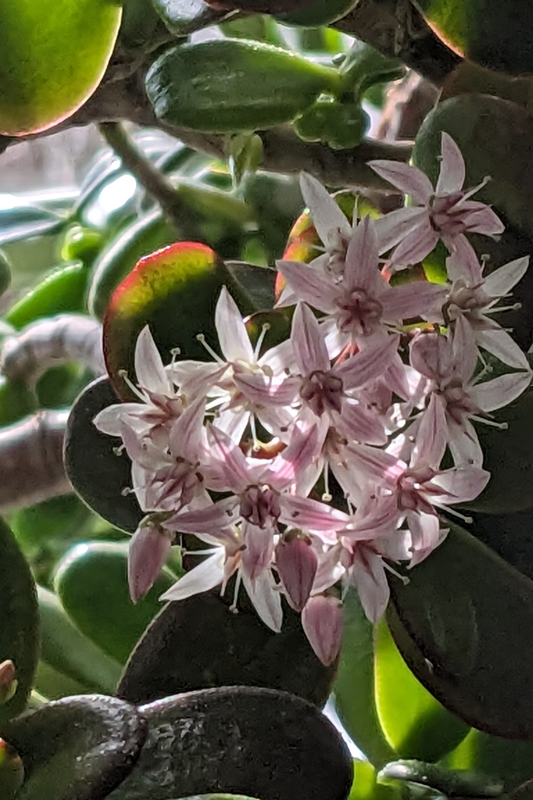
0, 695, 146, 800
64, 376, 143, 533
388, 522, 533, 738
116, 591, 337, 707
108, 687, 353, 800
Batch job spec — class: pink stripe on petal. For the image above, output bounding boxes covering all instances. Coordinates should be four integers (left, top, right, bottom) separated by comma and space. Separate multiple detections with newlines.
292, 302, 330, 374
435, 133, 466, 195
275, 260, 337, 314
374, 207, 430, 254
344, 217, 380, 294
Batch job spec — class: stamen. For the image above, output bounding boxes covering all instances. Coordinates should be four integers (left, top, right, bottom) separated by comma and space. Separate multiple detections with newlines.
196, 333, 223, 363
230, 571, 242, 613
118, 369, 146, 402
253, 323, 271, 360
445, 506, 473, 524
322, 463, 332, 502
113, 444, 125, 456
250, 415, 260, 452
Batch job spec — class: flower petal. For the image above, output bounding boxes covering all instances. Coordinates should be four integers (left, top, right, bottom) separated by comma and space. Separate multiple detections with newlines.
476, 328, 531, 371
300, 172, 351, 246
483, 256, 530, 298
369, 161, 433, 205
135, 325, 172, 394
292, 302, 330, 374
242, 568, 283, 632
373, 206, 430, 254
435, 132, 466, 195
160, 551, 225, 601
344, 216, 380, 294
471, 371, 531, 412
215, 286, 254, 363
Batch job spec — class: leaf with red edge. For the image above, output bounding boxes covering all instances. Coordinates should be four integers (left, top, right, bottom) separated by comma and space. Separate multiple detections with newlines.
103, 241, 254, 400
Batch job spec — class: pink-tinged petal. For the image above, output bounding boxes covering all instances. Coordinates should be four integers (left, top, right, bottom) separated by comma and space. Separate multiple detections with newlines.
302, 594, 343, 666
168, 396, 206, 462
266, 422, 320, 488
444, 235, 482, 283
373, 206, 430, 254
343, 494, 400, 540
431, 465, 490, 505
344, 216, 380, 294
215, 286, 254, 363
233, 371, 299, 408
241, 522, 275, 582
388, 220, 439, 269
345, 442, 404, 487
376, 528, 412, 562
203, 423, 252, 491
458, 203, 504, 237
258, 338, 296, 374
476, 328, 531, 371
214, 408, 250, 444
312, 544, 344, 594
134, 325, 172, 394
410, 331, 454, 381
169, 360, 229, 397
412, 394, 447, 468
483, 256, 530, 298
93, 403, 147, 436
128, 523, 172, 603
280, 495, 348, 536
292, 302, 330, 374
335, 334, 399, 390
160, 550, 225, 601
381, 282, 448, 323
165, 497, 237, 533
451, 315, 478, 382
276, 532, 318, 611
369, 161, 433, 205
448, 418, 483, 467
407, 511, 444, 568
275, 260, 338, 313
351, 548, 389, 623
435, 132, 466, 195
471, 371, 531, 412
300, 172, 351, 246
242, 568, 283, 632
335, 402, 388, 446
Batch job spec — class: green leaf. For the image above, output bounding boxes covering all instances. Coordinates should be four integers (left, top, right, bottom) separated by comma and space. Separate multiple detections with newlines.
5, 262, 89, 329
388, 522, 533, 738
11, 495, 90, 549
54, 541, 176, 665
225, 260, 277, 311
0, 695, 146, 800
0, 200, 66, 246
108, 687, 353, 800
0, 517, 39, 724
102, 241, 254, 399
333, 588, 396, 768
413, 0, 533, 75
152, 0, 233, 35
37, 586, 122, 694
145, 39, 339, 133
379, 759, 503, 797
64, 376, 143, 533
117, 591, 337, 707
276, 0, 357, 27
374, 618, 469, 761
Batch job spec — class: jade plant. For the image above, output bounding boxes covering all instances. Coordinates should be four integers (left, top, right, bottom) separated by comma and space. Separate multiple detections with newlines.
1, 1, 533, 799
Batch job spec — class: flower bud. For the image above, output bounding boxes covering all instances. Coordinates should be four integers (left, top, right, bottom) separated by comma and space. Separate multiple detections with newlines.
302, 594, 343, 666
128, 522, 172, 603
0, 661, 17, 706
275, 530, 317, 611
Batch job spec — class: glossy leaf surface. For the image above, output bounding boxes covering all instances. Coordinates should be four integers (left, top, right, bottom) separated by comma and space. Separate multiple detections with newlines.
117, 591, 337, 706
0, 695, 147, 800
109, 687, 353, 800
64, 377, 143, 533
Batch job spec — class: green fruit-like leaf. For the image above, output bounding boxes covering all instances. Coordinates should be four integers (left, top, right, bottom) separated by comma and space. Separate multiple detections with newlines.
108, 687, 353, 800
333, 589, 396, 768
54, 541, 176, 665
5, 262, 90, 329
11, 495, 90, 549
0, 518, 38, 724
276, 0, 357, 26
64, 377, 143, 533
102, 241, 253, 399
119, 0, 161, 48
379, 759, 503, 797
37, 586, 122, 694
388, 522, 533, 739
117, 591, 337, 706
0, 695, 147, 800
374, 618, 469, 760
412, 0, 533, 75
0, 1, 122, 136
145, 39, 340, 133
153, 0, 233, 35
413, 94, 533, 241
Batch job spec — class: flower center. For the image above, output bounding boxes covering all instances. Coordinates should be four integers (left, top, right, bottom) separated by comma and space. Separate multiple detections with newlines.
334, 288, 383, 336
397, 464, 437, 513
240, 484, 281, 528
430, 192, 469, 236
300, 370, 344, 416
438, 378, 481, 425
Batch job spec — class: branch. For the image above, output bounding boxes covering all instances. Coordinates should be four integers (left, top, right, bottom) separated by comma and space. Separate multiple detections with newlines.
0, 410, 71, 513
334, 0, 460, 85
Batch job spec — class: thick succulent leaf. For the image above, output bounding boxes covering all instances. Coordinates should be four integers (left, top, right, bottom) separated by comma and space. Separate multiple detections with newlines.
0, 695, 147, 800
0, 517, 39, 723
413, 94, 533, 241
468, 507, 533, 582
109, 687, 353, 800
333, 588, 396, 768
388, 522, 533, 739
5, 262, 90, 328
117, 591, 336, 707
380, 759, 503, 797
54, 541, 176, 665
412, 0, 533, 75
64, 376, 143, 533
374, 619, 469, 760
225, 261, 276, 311
37, 586, 122, 694
0, 199, 66, 246
152, 0, 233, 35
102, 241, 253, 400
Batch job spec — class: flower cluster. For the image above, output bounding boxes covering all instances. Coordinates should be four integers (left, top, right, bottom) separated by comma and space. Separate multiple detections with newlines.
95, 134, 531, 666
